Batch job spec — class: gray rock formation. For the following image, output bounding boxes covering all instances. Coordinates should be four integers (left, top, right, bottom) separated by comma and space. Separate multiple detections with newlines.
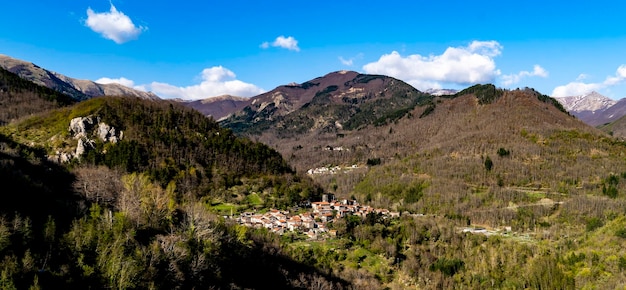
97, 122, 120, 143
48, 115, 124, 163
76, 138, 95, 156
69, 116, 98, 139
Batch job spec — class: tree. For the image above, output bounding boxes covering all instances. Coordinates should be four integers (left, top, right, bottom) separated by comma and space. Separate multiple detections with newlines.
484, 156, 493, 172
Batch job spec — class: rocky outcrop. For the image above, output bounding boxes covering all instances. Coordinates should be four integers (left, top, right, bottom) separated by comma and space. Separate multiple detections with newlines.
76, 138, 96, 156
69, 116, 98, 139
97, 122, 122, 143
47, 115, 123, 163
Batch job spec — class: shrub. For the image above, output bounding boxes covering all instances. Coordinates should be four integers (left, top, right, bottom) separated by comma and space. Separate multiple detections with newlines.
484, 156, 493, 172
366, 158, 381, 166
586, 217, 603, 232
429, 258, 465, 276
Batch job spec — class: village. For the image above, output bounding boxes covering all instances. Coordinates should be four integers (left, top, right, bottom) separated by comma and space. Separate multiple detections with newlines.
234, 194, 400, 240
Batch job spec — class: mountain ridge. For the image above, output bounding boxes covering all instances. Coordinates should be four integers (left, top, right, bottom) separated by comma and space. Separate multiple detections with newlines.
556, 91, 616, 112
3, 61, 626, 288
182, 94, 251, 120
221, 70, 431, 137
0, 54, 160, 101
556, 91, 626, 126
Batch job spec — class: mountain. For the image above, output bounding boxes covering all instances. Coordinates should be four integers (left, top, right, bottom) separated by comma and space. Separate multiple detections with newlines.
222, 80, 626, 288
4, 67, 626, 288
0, 54, 160, 100
0, 66, 77, 125
592, 97, 626, 125
557, 91, 615, 112
221, 70, 432, 137
597, 105, 626, 140
182, 94, 250, 121
556, 91, 624, 126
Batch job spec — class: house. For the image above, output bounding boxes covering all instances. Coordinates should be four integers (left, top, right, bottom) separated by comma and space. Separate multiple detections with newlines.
311, 201, 331, 212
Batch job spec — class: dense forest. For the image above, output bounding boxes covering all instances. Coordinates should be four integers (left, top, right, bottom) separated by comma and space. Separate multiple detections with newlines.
0, 90, 340, 288
0, 67, 76, 125
2, 67, 626, 289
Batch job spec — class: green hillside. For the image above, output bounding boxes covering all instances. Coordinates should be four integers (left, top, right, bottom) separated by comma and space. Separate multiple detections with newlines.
314, 88, 626, 288
0, 96, 349, 289
219, 83, 626, 288
3, 75, 626, 288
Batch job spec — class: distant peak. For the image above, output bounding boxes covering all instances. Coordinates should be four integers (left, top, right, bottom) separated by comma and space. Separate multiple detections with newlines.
585, 91, 605, 98
324, 70, 359, 77
200, 95, 247, 104
557, 91, 616, 113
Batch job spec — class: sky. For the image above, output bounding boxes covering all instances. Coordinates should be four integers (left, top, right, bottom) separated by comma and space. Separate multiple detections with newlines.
2, 1, 626, 100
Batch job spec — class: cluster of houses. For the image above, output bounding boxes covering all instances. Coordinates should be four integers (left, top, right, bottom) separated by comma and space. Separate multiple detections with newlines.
306, 164, 360, 175
235, 195, 400, 240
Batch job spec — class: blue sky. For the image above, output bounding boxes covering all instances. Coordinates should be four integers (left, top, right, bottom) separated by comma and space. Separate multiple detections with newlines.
2, 0, 626, 100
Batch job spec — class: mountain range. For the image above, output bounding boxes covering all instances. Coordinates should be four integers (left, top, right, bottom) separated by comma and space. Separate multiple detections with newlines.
2, 54, 626, 288
0, 54, 159, 101
8, 53, 626, 129
182, 94, 250, 121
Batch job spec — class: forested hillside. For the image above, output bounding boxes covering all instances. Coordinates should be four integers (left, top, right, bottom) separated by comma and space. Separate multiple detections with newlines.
0, 67, 76, 125
217, 83, 626, 288
221, 71, 431, 138
315, 86, 626, 288
0, 95, 352, 289
3, 72, 626, 289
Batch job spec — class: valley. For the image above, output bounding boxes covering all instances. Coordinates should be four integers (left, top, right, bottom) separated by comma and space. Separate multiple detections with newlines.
1, 57, 626, 289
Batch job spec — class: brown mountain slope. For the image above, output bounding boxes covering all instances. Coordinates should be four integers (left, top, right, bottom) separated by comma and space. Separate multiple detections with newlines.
246, 70, 367, 117
234, 85, 585, 172
347, 88, 626, 231
0, 54, 160, 100
222, 70, 431, 137
183, 95, 250, 120
589, 98, 626, 126
186, 71, 380, 124
556, 92, 626, 126
241, 86, 624, 207
598, 113, 626, 139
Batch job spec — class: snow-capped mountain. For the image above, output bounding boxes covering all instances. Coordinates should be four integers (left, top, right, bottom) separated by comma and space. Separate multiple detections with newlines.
555, 92, 626, 126
556, 91, 616, 113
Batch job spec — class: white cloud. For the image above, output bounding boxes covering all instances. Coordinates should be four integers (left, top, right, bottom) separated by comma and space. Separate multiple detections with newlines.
552, 65, 626, 97
261, 36, 300, 51
501, 65, 549, 86
576, 73, 589, 81
95, 77, 135, 88
362, 40, 502, 90
339, 53, 364, 67
145, 66, 265, 100
339, 57, 353, 66
551, 82, 602, 97
85, 4, 146, 44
